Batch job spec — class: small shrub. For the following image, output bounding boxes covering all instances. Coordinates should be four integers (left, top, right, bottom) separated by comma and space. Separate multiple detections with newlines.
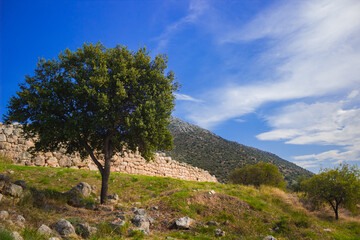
0, 154, 12, 164
0, 229, 13, 240
23, 228, 47, 240
128, 229, 145, 239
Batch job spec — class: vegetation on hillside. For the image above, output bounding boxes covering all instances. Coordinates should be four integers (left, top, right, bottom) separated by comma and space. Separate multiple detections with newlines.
229, 162, 286, 189
302, 164, 360, 220
1, 158, 360, 240
166, 117, 313, 183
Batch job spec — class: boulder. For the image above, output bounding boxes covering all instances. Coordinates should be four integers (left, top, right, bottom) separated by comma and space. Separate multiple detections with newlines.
174, 217, 194, 229
0, 174, 10, 189
37, 224, 53, 235
131, 215, 150, 234
76, 223, 97, 238
107, 193, 119, 204
11, 231, 23, 240
134, 209, 147, 216
54, 219, 76, 237
215, 229, 226, 237
264, 236, 277, 240
109, 218, 126, 229
0, 210, 9, 220
67, 182, 92, 198
207, 221, 218, 226
15, 215, 25, 228
98, 205, 113, 212
14, 180, 27, 189
4, 183, 23, 197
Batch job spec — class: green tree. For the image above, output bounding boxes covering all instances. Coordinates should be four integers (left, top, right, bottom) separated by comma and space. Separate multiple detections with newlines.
302, 164, 360, 220
228, 162, 286, 189
4, 42, 178, 203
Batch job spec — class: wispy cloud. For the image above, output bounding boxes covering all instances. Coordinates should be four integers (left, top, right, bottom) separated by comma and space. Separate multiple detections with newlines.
257, 95, 360, 164
175, 93, 203, 102
155, 0, 208, 51
187, 0, 360, 129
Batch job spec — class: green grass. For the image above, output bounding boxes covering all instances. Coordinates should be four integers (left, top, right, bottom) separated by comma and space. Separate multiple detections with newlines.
0, 160, 359, 240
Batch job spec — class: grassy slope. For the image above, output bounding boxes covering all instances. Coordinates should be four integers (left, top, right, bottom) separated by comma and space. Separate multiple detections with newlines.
167, 117, 313, 183
0, 162, 359, 240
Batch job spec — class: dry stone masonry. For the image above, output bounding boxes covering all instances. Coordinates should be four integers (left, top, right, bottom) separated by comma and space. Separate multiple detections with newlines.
0, 123, 217, 182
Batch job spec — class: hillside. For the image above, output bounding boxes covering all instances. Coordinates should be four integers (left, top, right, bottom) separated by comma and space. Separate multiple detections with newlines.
0, 160, 359, 240
167, 117, 313, 183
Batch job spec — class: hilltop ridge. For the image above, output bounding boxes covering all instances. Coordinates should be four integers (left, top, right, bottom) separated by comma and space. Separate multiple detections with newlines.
167, 117, 313, 183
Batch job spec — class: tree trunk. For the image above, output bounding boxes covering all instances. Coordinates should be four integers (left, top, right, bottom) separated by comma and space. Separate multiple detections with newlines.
335, 204, 339, 220
100, 156, 111, 204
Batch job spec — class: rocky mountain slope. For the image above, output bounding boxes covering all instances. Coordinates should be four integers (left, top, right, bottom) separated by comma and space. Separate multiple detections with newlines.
167, 117, 313, 183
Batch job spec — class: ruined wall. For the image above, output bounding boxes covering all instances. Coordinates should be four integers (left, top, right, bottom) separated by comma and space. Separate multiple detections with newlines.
0, 123, 217, 182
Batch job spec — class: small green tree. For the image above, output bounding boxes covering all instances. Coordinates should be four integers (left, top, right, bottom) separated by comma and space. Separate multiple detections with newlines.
302, 164, 360, 220
228, 162, 286, 189
4, 42, 178, 204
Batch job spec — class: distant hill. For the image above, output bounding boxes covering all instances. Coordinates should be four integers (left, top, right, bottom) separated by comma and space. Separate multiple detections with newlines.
166, 117, 313, 183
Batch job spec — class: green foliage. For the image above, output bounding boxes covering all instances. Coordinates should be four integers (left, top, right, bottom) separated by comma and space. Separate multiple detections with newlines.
22, 228, 47, 240
166, 117, 313, 183
228, 162, 286, 189
0, 154, 12, 164
0, 230, 13, 240
302, 164, 360, 220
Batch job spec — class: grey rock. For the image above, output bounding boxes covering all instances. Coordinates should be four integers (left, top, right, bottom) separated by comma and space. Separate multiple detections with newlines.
150, 206, 159, 211
134, 208, 147, 216
0, 134, 7, 141
0, 193, 3, 201
54, 219, 76, 237
11, 231, 23, 240
165, 237, 177, 240
174, 217, 194, 229
131, 215, 150, 234
14, 180, 27, 189
109, 218, 126, 229
76, 223, 97, 238
98, 204, 113, 211
7, 170, 14, 174
0, 210, 9, 220
37, 224, 53, 235
3, 127, 13, 135
264, 236, 277, 240
15, 215, 25, 228
107, 193, 119, 200
131, 207, 138, 212
48, 238, 61, 240
4, 183, 23, 197
67, 182, 92, 198
207, 221, 218, 226
0, 173, 10, 182
215, 229, 226, 237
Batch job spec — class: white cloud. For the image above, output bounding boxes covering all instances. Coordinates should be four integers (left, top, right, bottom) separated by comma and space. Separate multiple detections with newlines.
155, 0, 208, 51
186, 0, 360, 129
257, 97, 360, 164
175, 93, 202, 102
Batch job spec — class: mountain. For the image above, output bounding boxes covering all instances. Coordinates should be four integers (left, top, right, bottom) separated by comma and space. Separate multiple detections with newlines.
166, 117, 313, 183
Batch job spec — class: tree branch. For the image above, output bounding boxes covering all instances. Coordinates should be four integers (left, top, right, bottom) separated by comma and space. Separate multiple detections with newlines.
81, 139, 104, 174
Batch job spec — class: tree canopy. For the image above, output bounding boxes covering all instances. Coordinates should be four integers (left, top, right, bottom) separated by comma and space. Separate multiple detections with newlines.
4, 42, 178, 203
302, 164, 360, 220
228, 162, 286, 189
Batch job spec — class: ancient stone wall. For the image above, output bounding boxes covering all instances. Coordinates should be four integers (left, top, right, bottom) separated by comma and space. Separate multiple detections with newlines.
0, 123, 217, 182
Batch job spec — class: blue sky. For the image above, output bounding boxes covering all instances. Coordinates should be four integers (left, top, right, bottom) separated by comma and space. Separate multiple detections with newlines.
1, 0, 359, 173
